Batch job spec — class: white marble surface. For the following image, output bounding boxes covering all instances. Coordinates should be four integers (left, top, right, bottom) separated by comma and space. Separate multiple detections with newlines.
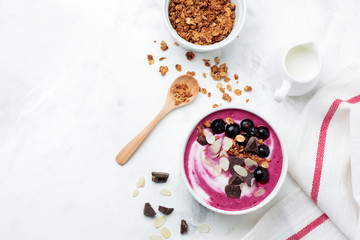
1, 0, 360, 239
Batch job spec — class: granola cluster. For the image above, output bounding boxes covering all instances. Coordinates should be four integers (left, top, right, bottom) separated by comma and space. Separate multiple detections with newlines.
168, 0, 236, 45
146, 41, 253, 106
171, 83, 193, 105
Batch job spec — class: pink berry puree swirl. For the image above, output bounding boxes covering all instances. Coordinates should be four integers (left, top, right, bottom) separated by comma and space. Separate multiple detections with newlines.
184, 108, 283, 211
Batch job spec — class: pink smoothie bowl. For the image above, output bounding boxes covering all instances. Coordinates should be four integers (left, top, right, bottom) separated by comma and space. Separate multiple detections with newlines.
181, 107, 288, 215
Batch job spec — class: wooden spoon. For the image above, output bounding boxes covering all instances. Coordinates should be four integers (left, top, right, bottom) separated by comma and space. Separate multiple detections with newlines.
116, 75, 199, 165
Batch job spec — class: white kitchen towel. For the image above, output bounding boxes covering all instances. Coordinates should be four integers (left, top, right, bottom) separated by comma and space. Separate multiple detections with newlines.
242, 64, 360, 240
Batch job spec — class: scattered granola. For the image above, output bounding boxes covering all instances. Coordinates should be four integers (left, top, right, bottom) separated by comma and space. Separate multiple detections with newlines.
203, 73, 207, 78
226, 84, 232, 91
244, 86, 252, 92
160, 41, 168, 51
205, 62, 211, 67
210, 63, 228, 81
186, 71, 195, 76
213, 104, 219, 108
159, 57, 166, 61
222, 93, 232, 102
186, 51, 195, 60
159, 66, 169, 76
175, 64, 182, 72
147, 54, 154, 65
234, 74, 239, 80
169, 0, 235, 45
224, 77, 230, 83
171, 83, 193, 105
207, 92, 211, 97
234, 89, 242, 96
201, 88, 207, 94
216, 83, 223, 89
246, 99, 249, 103
214, 57, 220, 65
174, 42, 179, 46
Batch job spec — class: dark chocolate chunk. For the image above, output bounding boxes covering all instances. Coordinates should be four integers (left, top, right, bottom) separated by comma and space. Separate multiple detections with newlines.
229, 156, 244, 174
158, 205, 174, 215
228, 174, 243, 185
180, 219, 188, 234
245, 136, 258, 153
225, 185, 242, 198
196, 135, 208, 145
143, 202, 156, 217
151, 172, 169, 183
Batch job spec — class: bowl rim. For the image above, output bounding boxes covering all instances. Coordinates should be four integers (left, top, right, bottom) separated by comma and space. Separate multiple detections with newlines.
180, 106, 288, 215
162, 0, 247, 52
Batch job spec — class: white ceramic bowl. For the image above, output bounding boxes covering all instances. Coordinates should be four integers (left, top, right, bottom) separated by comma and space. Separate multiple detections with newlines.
162, 0, 247, 52
181, 106, 288, 215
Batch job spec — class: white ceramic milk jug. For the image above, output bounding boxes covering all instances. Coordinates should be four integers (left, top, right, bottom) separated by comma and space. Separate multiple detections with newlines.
274, 41, 321, 102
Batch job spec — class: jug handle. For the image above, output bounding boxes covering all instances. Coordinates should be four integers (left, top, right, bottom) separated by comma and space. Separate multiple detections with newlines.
274, 80, 291, 102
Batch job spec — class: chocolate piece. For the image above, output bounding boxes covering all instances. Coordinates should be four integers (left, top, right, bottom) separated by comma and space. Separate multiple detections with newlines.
180, 219, 188, 234
229, 156, 244, 174
151, 172, 169, 183
197, 135, 208, 145
143, 202, 156, 217
225, 185, 241, 198
228, 174, 243, 185
245, 136, 258, 153
158, 205, 174, 215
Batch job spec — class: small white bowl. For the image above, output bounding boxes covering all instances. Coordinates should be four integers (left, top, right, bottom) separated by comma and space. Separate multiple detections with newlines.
162, 0, 247, 52
181, 106, 288, 215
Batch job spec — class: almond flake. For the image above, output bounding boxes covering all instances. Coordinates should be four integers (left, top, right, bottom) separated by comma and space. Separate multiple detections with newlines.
233, 165, 248, 177
149, 234, 163, 240
219, 157, 229, 171
209, 139, 221, 154
222, 137, 233, 151
244, 158, 258, 169
136, 176, 145, 188
132, 189, 139, 197
198, 224, 210, 233
219, 149, 228, 158
154, 216, 167, 228
160, 189, 171, 196
254, 188, 266, 197
160, 227, 171, 239
205, 130, 215, 144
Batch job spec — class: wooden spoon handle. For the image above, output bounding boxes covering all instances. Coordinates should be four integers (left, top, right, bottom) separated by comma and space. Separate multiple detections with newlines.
116, 108, 169, 165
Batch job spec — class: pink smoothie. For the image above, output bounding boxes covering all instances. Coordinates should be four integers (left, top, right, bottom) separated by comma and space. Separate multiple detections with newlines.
184, 108, 283, 211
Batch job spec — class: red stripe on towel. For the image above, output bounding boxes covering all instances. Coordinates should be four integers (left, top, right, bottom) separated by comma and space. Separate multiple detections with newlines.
311, 95, 360, 204
286, 213, 329, 240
